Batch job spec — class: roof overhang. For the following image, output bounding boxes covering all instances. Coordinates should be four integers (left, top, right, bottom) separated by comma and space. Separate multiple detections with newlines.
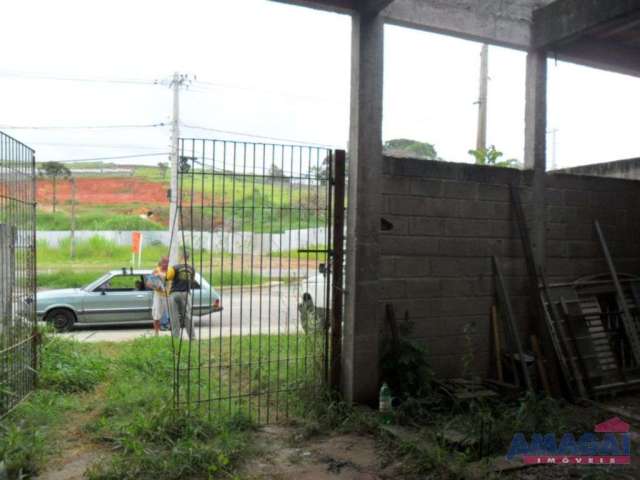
533, 0, 640, 77
271, 0, 640, 77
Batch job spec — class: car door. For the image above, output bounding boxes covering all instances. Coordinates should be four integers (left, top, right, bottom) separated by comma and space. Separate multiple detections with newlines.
82, 274, 152, 323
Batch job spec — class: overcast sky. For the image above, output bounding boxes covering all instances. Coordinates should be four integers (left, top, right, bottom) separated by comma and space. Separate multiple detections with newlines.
1, 0, 638, 169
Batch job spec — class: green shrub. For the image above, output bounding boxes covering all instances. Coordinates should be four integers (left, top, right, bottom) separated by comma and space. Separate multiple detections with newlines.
39, 337, 109, 393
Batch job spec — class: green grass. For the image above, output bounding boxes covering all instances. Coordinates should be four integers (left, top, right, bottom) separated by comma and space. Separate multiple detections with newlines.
37, 211, 165, 231
38, 237, 168, 266
37, 269, 269, 290
37, 271, 103, 289
180, 174, 329, 233
0, 391, 80, 478
85, 337, 260, 480
0, 336, 106, 478
37, 237, 168, 288
87, 334, 325, 479
0, 336, 263, 479
39, 338, 109, 393
36, 237, 276, 289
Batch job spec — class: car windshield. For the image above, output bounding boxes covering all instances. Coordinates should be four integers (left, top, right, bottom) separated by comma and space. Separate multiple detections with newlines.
84, 273, 113, 292
82, 270, 210, 292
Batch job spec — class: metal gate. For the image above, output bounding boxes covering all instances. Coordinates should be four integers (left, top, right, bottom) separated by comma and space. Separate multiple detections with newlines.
172, 139, 344, 422
0, 132, 37, 418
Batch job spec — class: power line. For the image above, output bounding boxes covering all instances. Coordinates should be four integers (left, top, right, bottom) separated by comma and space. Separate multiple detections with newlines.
47, 152, 170, 164
29, 141, 167, 150
192, 79, 342, 105
181, 123, 340, 148
0, 70, 158, 85
0, 123, 166, 130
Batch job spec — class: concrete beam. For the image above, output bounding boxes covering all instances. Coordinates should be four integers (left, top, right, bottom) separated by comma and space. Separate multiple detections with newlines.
343, 10, 384, 404
381, 0, 533, 49
551, 38, 640, 78
358, 0, 395, 15
271, 0, 536, 49
533, 0, 640, 48
270, 0, 355, 14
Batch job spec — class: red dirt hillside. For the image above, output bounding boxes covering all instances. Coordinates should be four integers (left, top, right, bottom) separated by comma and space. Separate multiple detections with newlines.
37, 177, 168, 205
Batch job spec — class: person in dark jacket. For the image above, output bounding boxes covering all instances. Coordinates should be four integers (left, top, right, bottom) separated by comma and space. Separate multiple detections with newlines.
166, 252, 196, 339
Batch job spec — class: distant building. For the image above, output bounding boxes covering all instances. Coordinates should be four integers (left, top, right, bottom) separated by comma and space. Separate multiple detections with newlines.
554, 157, 640, 181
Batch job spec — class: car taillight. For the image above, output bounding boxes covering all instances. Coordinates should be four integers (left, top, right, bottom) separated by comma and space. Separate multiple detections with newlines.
213, 299, 220, 309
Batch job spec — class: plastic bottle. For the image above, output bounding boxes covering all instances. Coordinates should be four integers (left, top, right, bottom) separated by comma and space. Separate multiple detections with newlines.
379, 382, 392, 424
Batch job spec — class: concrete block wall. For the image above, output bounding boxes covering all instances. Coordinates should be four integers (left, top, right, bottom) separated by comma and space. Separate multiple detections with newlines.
379, 157, 640, 378
545, 173, 640, 282
380, 157, 533, 377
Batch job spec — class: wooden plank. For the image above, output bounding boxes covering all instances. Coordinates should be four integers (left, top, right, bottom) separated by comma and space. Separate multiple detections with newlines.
595, 220, 640, 365
493, 256, 533, 392
491, 305, 504, 382
510, 185, 576, 398
531, 335, 551, 395
560, 297, 593, 393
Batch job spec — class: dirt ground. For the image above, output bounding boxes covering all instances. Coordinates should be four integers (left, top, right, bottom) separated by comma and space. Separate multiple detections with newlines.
37, 177, 168, 205
35, 386, 110, 480
35, 411, 640, 480
242, 426, 386, 480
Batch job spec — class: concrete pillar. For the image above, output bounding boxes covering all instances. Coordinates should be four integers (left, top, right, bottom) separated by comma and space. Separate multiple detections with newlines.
523, 49, 566, 393
524, 49, 547, 269
342, 10, 384, 404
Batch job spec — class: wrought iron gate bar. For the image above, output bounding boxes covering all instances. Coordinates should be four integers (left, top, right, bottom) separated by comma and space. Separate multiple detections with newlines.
173, 139, 341, 423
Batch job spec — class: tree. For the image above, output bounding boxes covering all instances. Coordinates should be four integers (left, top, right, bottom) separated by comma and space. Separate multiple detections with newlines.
309, 155, 330, 185
468, 145, 521, 169
158, 162, 168, 179
383, 138, 441, 160
38, 161, 71, 213
268, 163, 285, 179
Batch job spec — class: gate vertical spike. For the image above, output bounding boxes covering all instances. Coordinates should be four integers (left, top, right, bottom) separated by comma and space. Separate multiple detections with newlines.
330, 150, 346, 391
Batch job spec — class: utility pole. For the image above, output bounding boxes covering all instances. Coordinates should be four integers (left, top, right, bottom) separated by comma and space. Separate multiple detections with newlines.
70, 177, 76, 258
167, 72, 193, 266
476, 44, 489, 152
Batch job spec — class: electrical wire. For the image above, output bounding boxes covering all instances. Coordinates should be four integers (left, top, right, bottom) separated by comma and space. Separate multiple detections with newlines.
49, 152, 170, 164
30, 141, 168, 150
180, 123, 340, 149
0, 123, 166, 130
0, 70, 158, 85
192, 79, 341, 105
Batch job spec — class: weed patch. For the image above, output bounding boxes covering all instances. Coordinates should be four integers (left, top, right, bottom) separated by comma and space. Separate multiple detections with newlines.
39, 337, 109, 393
0, 336, 101, 478
0, 391, 80, 479
87, 337, 256, 479
87, 409, 254, 480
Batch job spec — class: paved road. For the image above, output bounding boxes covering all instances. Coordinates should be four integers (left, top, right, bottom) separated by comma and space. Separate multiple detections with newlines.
61, 284, 315, 343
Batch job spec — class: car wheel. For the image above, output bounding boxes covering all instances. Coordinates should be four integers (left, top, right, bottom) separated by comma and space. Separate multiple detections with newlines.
46, 309, 75, 332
